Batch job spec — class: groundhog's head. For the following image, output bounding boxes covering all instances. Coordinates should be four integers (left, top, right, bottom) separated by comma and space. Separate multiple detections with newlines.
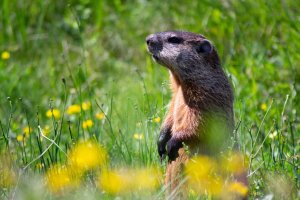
146, 31, 221, 82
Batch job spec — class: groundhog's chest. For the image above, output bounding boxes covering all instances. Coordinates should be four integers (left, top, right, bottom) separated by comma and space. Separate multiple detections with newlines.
172, 87, 199, 134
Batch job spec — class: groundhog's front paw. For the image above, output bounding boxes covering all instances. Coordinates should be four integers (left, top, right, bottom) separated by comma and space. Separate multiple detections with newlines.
167, 138, 183, 161
157, 128, 172, 160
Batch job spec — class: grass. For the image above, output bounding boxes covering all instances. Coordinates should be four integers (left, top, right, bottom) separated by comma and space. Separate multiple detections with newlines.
0, 0, 299, 199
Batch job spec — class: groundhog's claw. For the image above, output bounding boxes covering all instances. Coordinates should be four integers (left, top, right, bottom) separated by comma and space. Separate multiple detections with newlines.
157, 128, 172, 160
167, 138, 183, 161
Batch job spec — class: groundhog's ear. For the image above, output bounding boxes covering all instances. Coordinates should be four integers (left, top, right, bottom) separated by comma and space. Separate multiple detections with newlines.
196, 39, 213, 54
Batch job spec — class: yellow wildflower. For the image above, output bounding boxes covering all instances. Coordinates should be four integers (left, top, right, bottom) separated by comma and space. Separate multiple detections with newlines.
133, 133, 143, 140
23, 126, 32, 136
228, 181, 248, 197
67, 104, 81, 115
95, 112, 105, 120
46, 165, 79, 193
1, 51, 10, 60
46, 109, 61, 119
16, 134, 25, 142
260, 103, 267, 111
16, 126, 32, 143
153, 117, 161, 123
81, 101, 91, 110
82, 119, 93, 129
269, 130, 278, 139
68, 141, 107, 172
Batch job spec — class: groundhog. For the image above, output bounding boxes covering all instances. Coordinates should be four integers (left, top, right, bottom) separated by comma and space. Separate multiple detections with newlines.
146, 31, 241, 197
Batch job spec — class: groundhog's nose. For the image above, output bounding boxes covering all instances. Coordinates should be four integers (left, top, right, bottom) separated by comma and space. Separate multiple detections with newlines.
146, 34, 163, 52
146, 34, 155, 45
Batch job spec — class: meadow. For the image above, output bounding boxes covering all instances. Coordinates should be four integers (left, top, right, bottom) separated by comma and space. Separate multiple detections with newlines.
0, 0, 299, 199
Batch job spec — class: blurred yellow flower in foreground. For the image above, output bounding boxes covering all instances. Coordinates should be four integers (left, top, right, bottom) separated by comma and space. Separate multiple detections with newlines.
99, 167, 161, 194
153, 117, 161, 123
46, 165, 79, 193
228, 181, 248, 197
260, 103, 267, 111
186, 153, 249, 197
95, 112, 105, 120
82, 119, 93, 129
46, 109, 61, 119
133, 133, 143, 140
68, 141, 107, 172
186, 156, 217, 179
67, 104, 81, 115
185, 156, 222, 195
100, 170, 130, 194
82, 101, 91, 110
1, 51, 10, 60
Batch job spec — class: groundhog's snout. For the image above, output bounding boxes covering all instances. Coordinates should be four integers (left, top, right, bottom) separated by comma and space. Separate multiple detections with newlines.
146, 34, 163, 54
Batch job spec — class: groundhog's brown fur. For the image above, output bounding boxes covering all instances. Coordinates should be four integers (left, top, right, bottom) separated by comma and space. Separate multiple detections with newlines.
146, 31, 241, 198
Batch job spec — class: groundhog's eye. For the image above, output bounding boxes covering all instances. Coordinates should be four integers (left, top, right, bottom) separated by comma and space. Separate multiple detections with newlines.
167, 36, 183, 44
196, 39, 213, 54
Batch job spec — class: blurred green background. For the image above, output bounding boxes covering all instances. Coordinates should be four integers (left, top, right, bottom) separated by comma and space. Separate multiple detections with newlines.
0, 0, 299, 199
